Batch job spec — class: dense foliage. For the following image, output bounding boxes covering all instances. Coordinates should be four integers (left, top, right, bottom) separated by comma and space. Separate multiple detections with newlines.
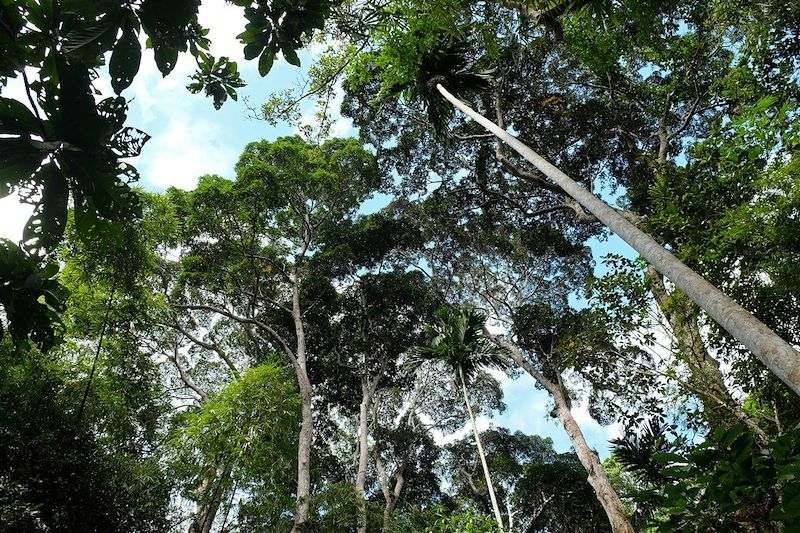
2, 0, 800, 531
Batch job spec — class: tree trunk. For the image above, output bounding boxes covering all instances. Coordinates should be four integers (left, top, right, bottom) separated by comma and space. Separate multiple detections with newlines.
292, 385, 313, 533
356, 387, 370, 533
188, 463, 233, 533
438, 83, 800, 396
459, 367, 505, 532
551, 386, 634, 533
291, 275, 314, 533
381, 474, 403, 533
375, 436, 411, 533
489, 334, 635, 533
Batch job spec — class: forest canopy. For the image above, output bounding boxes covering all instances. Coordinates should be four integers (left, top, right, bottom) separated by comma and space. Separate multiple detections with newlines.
1, 0, 799, 532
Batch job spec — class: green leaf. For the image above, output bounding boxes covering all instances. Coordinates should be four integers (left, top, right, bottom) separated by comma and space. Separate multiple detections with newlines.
154, 46, 179, 76
23, 163, 69, 251
653, 452, 687, 464
0, 138, 43, 196
282, 47, 301, 67
243, 41, 265, 61
753, 95, 778, 114
258, 51, 275, 76
0, 97, 41, 135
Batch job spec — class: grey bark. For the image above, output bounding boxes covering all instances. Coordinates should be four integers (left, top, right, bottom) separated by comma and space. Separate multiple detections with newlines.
550, 387, 634, 533
459, 367, 505, 532
291, 272, 314, 533
356, 389, 370, 533
438, 83, 800, 396
485, 332, 635, 533
375, 448, 406, 533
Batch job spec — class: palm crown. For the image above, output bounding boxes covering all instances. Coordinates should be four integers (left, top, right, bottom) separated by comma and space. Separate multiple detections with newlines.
387, 39, 493, 136
411, 306, 511, 384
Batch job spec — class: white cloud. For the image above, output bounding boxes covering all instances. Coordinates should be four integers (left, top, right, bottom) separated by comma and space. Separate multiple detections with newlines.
140, 117, 238, 190
198, 1, 249, 65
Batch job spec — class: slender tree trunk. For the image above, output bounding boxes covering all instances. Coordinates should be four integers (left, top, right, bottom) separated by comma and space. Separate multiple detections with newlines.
459, 367, 505, 532
356, 385, 370, 533
375, 404, 415, 533
550, 386, 634, 533
380, 475, 404, 533
375, 442, 409, 533
188, 463, 233, 533
292, 384, 313, 533
291, 275, 314, 533
439, 83, 800, 396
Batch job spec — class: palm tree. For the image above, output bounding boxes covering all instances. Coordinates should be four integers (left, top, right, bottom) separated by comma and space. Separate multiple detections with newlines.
390, 43, 800, 397
411, 306, 511, 531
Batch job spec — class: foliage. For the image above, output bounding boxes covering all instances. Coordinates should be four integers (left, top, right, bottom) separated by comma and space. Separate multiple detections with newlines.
232, 0, 334, 74
0, 343, 172, 532
171, 361, 300, 524
4, 0, 800, 531
423, 508, 502, 533
515, 452, 612, 533
410, 306, 512, 383
444, 429, 611, 532
187, 52, 246, 109
0, 239, 64, 349
614, 422, 800, 531
0, 0, 334, 348
383, 39, 493, 135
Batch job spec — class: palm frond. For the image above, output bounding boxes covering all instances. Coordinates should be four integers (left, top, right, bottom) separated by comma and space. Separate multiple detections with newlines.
409, 306, 512, 383
387, 39, 493, 136
611, 419, 675, 485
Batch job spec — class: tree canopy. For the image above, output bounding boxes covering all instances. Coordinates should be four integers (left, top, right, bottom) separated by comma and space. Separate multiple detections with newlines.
2, 0, 800, 531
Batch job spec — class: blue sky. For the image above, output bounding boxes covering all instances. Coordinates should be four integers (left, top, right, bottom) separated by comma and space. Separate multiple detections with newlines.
0, 0, 639, 459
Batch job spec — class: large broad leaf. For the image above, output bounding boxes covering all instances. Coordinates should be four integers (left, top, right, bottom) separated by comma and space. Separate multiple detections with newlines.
282, 47, 301, 67
110, 127, 151, 158
62, 9, 124, 60
0, 138, 44, 197
138, 0, 201, 75
258, 51, 275, 76
22, 163, 69, 253
154, 46, 180, 76
96, 96, 129, 133
109, 20, 142, 93
0, 97, 41, 135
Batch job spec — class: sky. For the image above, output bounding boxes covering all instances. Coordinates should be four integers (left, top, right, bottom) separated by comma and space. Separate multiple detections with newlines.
0, 0, 639, 459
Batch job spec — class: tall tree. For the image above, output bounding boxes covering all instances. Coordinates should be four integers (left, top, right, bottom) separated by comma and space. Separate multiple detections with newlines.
167, 136, 384, 531
324, 270, 438, 533
432, 71, 800, 397
411, 306, 512, 531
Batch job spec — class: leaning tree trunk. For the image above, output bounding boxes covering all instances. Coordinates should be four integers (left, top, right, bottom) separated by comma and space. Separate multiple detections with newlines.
550, 386, 635, 533
487, 332, 635, 533
459, 367, 505, 532
437, 84, 800, 396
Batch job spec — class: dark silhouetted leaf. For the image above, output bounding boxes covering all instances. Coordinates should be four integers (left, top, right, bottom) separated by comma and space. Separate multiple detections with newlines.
109, 22, 142, 93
